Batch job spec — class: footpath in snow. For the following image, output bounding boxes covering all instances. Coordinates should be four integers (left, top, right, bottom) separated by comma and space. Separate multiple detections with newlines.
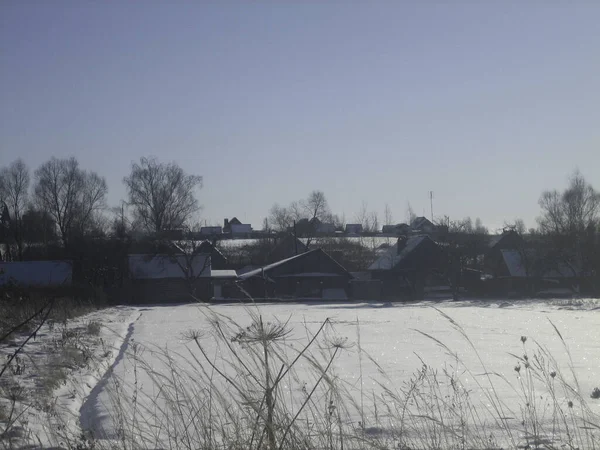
0, 305, 139, 448
79, 298, 600, 448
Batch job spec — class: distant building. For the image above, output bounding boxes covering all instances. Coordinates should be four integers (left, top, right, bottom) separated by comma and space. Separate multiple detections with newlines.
127, 253, 212, 303
316, 222, 336, 234
224, 217, 252, 237
200, 226, 222, 236
345, 224, 363, 235
382, 223, 412, 235
238, 248, 353, 300
411, 217, 437, 233
231, 223, 253, 236
368, 236, 444, 300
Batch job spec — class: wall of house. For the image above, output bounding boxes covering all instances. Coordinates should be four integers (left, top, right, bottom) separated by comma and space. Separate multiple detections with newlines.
350, 279, 382, 300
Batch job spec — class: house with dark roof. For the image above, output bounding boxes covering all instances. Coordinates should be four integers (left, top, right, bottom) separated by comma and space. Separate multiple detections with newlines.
238, 248, 353, 300
223, 217, 253, 236
125, 239, 229, 303
411, 217, 437, 233
345, 224, 363, 235
483, 247, 582, 297
368, 236, 444, 300
382, 223, 412, 236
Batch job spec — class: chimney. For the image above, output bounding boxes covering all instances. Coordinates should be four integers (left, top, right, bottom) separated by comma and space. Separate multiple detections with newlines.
224, 218, 229, 229
397, 236, 408, 255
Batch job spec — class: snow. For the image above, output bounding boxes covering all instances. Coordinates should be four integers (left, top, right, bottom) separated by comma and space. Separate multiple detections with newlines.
216, 236, 398, 250
0, 260, 72, 286
368, 236, 428, 270
0, 306, 139, 447
79, 299, 600, 446
128, 254, 211, 278
4, 298, 600, 448
210, 269, 238, 278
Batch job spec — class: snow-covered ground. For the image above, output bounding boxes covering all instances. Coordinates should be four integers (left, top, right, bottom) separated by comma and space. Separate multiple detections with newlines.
81, 298, 600, 448
3, 298, 599, 448
0, 306, 140, 448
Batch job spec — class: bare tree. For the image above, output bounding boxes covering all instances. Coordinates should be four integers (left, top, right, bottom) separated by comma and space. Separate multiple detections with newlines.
503, 218, 526, 235
268, 190, 334, 233
302, 190, 331, 223
354, 201, 369, 230
537, 170, 600, 288
384, 203, 394, 226
171, 230, 213, 299
124, 157, 202, 234
0, 159, 30, 259
405, 202, 417, 225
268, 204, 293, 232
537, 170, 600, 237
34, 157, 107, 248
474, 217, 488, 235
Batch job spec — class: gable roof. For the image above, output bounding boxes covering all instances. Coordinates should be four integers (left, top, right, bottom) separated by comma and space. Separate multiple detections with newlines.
500, 249, 581, 278
228, 217, 242, 225
239, 248, 352, 280
128, 254, 211, 279
411, 217, 434, 230
488, 231, 524, 249
368, 236, 438, 270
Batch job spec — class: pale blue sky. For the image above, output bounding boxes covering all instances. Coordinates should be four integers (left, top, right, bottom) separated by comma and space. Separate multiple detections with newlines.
1, 2, 599, 231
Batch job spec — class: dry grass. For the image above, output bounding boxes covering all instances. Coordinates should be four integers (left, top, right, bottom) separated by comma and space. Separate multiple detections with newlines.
71, 305, 600, 450
2, 298, 599, 449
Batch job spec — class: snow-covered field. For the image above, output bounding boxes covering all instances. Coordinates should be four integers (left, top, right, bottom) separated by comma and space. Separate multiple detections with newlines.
3, 298, 600, 449
83, 299, 600, 447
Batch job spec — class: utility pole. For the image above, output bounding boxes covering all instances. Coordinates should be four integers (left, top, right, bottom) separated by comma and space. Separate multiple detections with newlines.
429, 191, 434, 223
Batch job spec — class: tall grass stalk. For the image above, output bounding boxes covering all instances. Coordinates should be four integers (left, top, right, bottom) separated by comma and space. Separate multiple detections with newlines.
51, 304, 600, 450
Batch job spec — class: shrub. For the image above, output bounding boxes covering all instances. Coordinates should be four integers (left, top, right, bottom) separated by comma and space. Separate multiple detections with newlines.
86, 321, 102, 336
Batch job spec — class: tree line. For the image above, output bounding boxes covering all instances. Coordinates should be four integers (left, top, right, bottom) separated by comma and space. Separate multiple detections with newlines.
0, 156, 202, 260
1, 155, 599, 267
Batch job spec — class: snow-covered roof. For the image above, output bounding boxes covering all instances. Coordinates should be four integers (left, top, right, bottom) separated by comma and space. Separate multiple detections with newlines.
128, 254, 211, 279
500, 250, 581, 278
210, 270, 238, 279
501, 250, 529, 277
368, 236, 428, 270
0, 261, 72, 286
275, 272, 346, 278
239, 248, 351, 280
238, 251, 313, 279
411, 217, 434, 230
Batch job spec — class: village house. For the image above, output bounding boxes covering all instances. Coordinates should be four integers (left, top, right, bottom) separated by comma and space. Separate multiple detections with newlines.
382, 223, 412, 235
411, 217, 437, 234
345, 224, 363, 235
200, 226, 223, 237
125, 240, 228, 303
223, 217, 253, 237
368, 235, 444, 300
237, 248, 353, 300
